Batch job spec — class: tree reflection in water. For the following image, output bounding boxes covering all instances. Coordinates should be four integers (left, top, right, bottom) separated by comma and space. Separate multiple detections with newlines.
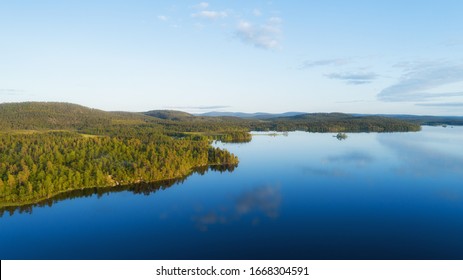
0, 164, 237, 217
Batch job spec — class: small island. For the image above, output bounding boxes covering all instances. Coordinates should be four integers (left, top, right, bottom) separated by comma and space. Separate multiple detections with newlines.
335, 132, 348, 140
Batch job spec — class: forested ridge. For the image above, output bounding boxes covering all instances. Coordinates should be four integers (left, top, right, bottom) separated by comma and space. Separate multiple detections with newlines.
0, 102, 421, 206
0, 102, 421, 133
264, 113, 421, 132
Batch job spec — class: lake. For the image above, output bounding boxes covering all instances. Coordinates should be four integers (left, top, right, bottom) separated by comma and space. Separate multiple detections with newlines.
1, 126, 462, 259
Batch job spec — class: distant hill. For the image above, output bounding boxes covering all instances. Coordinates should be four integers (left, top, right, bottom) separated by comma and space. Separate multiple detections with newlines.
0, 102, 149, 130
198, 111, 306, 119
1, 102, 448, 134
387, 115, 463, 126
280, 112, 351, 120
200, 111, 463, 125
353, 114, 463, 126
259, 112, 424, 132
144, 110, 194, 120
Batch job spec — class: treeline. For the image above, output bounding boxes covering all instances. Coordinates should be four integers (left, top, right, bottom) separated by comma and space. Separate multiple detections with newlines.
0, 102, 420, 136
0, 132, 237, 206
143, 112, 421, 134
254, 115, 421, 132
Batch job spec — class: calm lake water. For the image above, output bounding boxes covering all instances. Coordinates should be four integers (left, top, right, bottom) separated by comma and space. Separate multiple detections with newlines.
1, 126, 462, 259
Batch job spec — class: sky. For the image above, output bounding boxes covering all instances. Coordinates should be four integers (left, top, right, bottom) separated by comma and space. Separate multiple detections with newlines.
1, 0, 463, 115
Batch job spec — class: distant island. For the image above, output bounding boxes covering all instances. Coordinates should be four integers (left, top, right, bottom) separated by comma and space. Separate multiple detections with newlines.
335, 132, 348, 140
0, 101, 446, 207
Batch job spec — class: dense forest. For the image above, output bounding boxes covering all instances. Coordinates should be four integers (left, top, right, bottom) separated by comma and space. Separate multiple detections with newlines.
0, 102, 422, 207
0, 132, 237, 206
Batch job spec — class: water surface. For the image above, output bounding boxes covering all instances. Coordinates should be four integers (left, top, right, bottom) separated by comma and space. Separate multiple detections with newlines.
1, 126, 462, 259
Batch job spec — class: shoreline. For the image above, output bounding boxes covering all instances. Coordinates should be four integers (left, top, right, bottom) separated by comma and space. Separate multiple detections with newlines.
0, 163, 236, 209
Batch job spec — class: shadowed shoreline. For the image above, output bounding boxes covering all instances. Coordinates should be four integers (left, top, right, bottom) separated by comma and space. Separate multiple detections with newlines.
0, 164, 236, 217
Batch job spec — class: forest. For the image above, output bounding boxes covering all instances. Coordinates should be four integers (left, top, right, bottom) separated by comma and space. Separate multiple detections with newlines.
0, 102, 421, 207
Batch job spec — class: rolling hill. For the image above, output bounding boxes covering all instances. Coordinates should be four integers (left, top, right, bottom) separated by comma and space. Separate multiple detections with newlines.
0, 102, 152, 131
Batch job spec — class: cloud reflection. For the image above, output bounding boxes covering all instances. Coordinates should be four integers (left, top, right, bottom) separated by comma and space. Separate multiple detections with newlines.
235, 185, 281, 218
193, 185, 281, 231
377, 134, 463, 176
301, 166, 347, 178
324, 151, 374, 166
300, 150, 374, 178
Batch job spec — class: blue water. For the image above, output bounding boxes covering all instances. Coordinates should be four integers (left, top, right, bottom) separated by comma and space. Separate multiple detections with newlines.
1, 126, 462, 259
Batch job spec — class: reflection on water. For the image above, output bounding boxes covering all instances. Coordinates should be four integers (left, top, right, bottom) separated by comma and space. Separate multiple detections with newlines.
377, 132, 463, 176
324, 151, 374, 166
0, 164, 237, 217
301, 150, 374, 177
235, 185, 280, 218
193, 185, 281, 231
301, 166, 347, 177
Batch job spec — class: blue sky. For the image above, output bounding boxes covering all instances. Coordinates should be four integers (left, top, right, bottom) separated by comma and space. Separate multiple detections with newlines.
1, 0, 462, 115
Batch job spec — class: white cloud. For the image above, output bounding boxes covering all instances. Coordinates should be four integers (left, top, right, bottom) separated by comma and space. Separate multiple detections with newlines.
252, 9, 262, 17
325, 72, 378, 85
196, 2, 209, 9
268, 17, 282, 24
378, 62, 463, 101
301, 58, 350, 69
157, 15, 168, 21
192, 10, 228, 20
235, 17, 282, 50
416, 102, 463, 107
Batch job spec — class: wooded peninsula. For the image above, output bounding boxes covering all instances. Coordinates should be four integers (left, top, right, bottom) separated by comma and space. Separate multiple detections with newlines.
0, 102, 421, 207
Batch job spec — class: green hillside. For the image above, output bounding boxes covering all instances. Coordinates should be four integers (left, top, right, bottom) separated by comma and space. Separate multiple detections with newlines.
0, 102, 151, 131
144, 110, 194, 120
